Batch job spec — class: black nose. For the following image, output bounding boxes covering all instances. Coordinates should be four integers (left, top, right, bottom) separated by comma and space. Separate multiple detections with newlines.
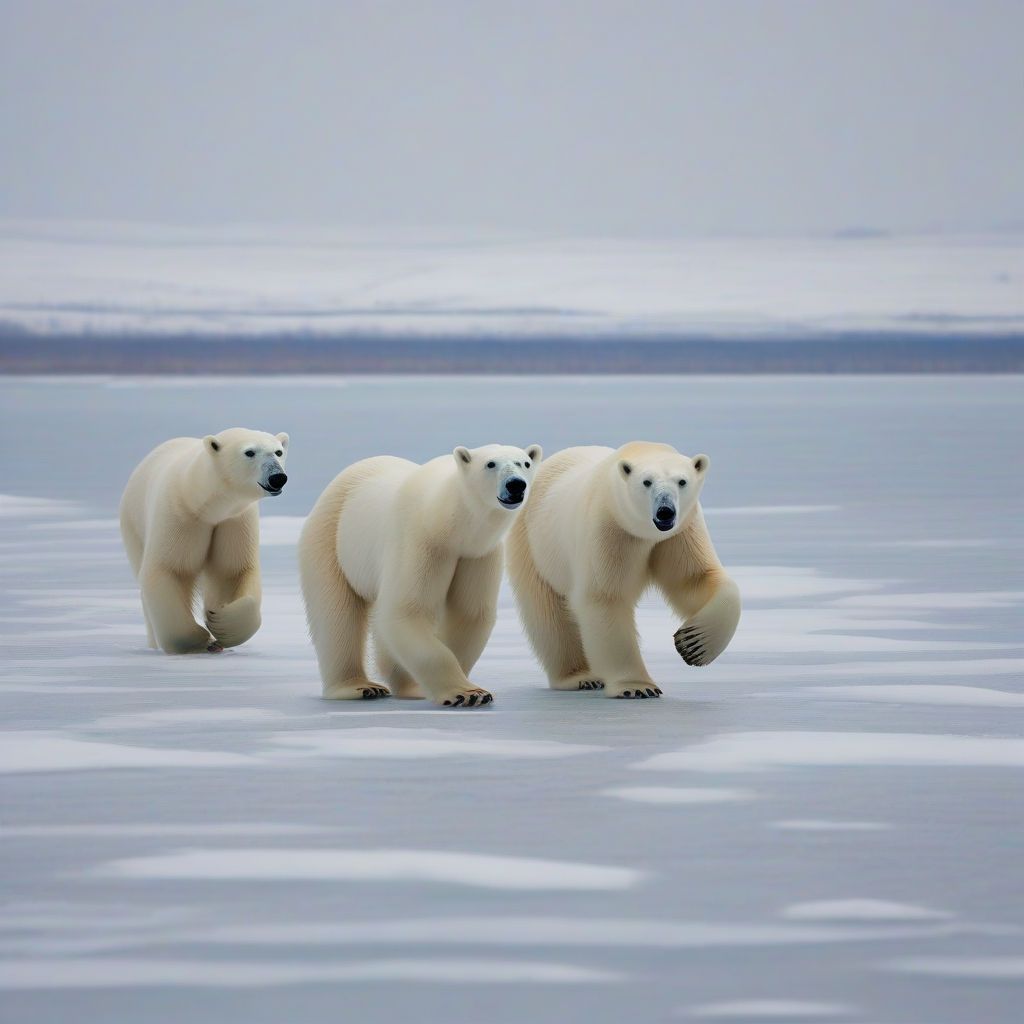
505, 477, 526, 496
268, 472, 288, 490
656, 505, 675, 522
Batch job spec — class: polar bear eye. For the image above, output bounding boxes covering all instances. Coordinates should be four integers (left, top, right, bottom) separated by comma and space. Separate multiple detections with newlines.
643, 479, 652, 487
276, 450, 283, 456
486, 461, 496, 469
245, 450, 256, 458
679, 479, 687, 486
524, 461, 530, 468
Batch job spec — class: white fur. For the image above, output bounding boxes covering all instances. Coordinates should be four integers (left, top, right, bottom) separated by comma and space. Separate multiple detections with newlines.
299, 444, 541, 705
508, 442, 741, 698
119, 428, 289, 654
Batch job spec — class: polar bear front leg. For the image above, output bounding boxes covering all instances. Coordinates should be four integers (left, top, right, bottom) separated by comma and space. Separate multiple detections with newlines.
379, 606, 493, 707
672, 575, 742, 666
573, 592, 662, 699
203, 514, 264, 648
438, 552, 502, 676
140, 563, 220, 654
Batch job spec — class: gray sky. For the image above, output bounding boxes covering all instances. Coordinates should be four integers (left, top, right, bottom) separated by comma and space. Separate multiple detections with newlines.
0, 0, 1020, 235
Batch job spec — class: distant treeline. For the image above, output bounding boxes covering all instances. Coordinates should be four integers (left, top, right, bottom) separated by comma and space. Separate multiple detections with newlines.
1, 331, 1021, 374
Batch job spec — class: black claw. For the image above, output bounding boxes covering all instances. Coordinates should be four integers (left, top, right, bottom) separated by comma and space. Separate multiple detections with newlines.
467, 695, 478, 707
452, 695, 465, 706
443, 700, 452, 706
646, 688, 655, 696
481, 694, 493, 704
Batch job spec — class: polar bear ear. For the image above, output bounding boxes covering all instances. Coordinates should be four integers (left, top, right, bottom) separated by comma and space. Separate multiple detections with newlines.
692, 454, 710, 474
203, 435, 221, 454
525, 445, 542, 465
453, 446, 472, 467
276, 433, 289, 449
618, 460, 633, 478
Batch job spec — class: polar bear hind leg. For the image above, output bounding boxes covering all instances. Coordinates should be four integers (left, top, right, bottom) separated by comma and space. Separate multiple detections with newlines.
507, 523, 603, 691
308, 567, 389, 700
140, 561, 220, 654
120, 516, 158, 648
299, 485, 390, 700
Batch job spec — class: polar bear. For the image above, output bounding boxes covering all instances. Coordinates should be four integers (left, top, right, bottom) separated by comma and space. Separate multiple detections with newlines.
299, 444, 542, 706
507, 442, 740, 699
119, 428, 289, 654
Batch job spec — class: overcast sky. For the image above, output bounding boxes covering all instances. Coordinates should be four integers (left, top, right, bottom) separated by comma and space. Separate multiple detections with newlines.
0, 0, 1020, 235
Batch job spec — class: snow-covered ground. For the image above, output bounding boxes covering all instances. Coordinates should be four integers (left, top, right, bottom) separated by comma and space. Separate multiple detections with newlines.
1, 222, 1021, 338
1, 374, 1022, 1023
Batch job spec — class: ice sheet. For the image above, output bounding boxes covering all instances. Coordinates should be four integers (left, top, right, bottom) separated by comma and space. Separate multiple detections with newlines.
0, 374, 1021, 1024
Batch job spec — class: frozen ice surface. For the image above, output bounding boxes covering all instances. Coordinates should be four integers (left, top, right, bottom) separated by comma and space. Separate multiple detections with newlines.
0, 374, 1022, 1023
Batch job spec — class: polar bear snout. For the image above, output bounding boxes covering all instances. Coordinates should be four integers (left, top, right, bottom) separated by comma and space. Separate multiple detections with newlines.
261, 471, 288, 495
499, 475, 528, 509
654, 501, 677, 531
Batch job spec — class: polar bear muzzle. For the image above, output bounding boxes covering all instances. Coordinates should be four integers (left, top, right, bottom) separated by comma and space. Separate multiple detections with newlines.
499, 475, 527, 509
260, 471, 288, 495
654, 496, 677, 531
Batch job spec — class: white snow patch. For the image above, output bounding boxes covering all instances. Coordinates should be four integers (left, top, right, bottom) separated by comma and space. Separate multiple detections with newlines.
884, 956, 1024, 979
0, 732, 256, 773
636, 732, 1024, 772
783, 899, 952, 922
832, 591, 1024, 610
801, 685, 1024, 707
603, 787, 754, 805
0, 957, 619, 988
134, 917, 968, 950
725, 567, 876, 601
0, 494, 83, 517
685, 1000, 852, 1018
769, 821, 892, 832
94, 848, 644, 891
259, 516, 307, 546
91, 708, 284, 730
0, 823, 341, 838
725, 660, 1024, 682
266, 728, 605, 760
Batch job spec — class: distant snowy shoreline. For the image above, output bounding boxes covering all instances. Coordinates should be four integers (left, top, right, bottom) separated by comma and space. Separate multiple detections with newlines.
1, 223, 1020, 342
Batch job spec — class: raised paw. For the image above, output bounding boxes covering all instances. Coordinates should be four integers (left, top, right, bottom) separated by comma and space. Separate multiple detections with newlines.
440, 688, 494, 708
674, 625, 709, 666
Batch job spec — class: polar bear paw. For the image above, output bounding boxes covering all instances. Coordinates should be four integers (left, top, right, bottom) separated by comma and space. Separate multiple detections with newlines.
322, 677, 391, 700
551, 674, 604, 691
674, 625, 711, 666
607, 681, 662, 699
440, 687, 493, 708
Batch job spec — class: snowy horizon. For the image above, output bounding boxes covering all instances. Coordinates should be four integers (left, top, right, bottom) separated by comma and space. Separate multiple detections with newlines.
2, 221, 1021, 341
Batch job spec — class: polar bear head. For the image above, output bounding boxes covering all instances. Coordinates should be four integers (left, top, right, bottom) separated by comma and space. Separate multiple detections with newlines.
612, 441, 708, 540
453, 444, 543, 513
203, 428, 290, 499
